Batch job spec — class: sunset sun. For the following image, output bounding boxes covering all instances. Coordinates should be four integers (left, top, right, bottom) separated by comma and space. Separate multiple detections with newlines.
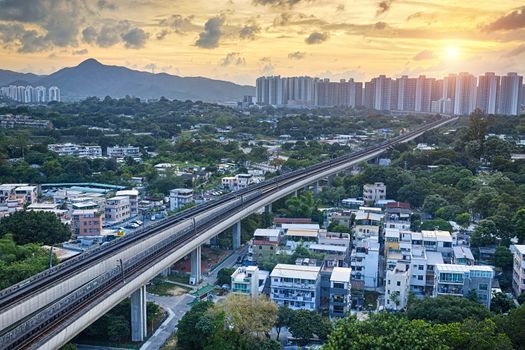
445, 46, 460, 59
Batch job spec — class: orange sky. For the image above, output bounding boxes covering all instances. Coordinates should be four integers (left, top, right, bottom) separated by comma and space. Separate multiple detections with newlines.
0, 0, 524, 84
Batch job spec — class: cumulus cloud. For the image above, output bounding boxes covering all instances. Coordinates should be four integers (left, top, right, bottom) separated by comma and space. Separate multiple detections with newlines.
82, 21, 147, 49
252, 0, 307, 7
413, 49, 435, 61
122, 28, 149, 49
159, 14, 200, 34
239, 24, 260, 40
73, 48, 88, 55
484, 6, 525, 31
288, 51, 305, 59
305, 32, 329, 44
376, 0, 395, 17
195, 16, 224, 49
221, 52, 246, 66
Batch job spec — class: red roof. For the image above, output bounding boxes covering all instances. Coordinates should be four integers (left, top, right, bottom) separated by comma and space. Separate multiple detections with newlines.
386, 202, 411, 209
273, 217, 312, 224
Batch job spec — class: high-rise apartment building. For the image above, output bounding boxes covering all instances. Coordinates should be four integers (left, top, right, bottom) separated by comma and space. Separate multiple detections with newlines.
454, 72, 477, 115
476, 72, 499, 114
498, 73, 523, 116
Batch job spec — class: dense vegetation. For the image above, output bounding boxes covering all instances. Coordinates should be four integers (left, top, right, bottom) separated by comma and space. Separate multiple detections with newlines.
0, 211, 71, 245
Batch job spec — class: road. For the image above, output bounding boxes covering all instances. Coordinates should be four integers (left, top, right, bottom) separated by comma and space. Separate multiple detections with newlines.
201, 244, 248, 286
139, 293, 194, 350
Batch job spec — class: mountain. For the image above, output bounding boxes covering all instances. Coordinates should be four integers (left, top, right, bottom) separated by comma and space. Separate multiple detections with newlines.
0, 69, 42, 87
34, 59, 255, 102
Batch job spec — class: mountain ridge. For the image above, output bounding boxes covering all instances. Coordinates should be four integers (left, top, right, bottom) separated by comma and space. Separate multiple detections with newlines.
0, 59, 255, 102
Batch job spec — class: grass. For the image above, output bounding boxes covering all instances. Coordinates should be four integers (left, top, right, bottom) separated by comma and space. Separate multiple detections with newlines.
147, 281, 191, 296
166, 272, 190, 284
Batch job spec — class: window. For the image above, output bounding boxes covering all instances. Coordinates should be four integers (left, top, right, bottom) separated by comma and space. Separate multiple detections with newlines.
418, 276, 423, 281
388, 280, 391, 285
479, 284, 488, 291
397, 281, 401, 286
418, 265, 424, 270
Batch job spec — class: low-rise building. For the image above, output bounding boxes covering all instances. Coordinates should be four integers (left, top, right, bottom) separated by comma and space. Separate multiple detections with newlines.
104, 196, 131, 225
270, 263, 321, 310
363, 182, 386, 204
115, 189, 139, 216
453, 246, 475, 265
47, 143, 102, 158
169, 188, 194, 211
221, 174, 258, 191
251, 228, 280, 262
329, 267, 352, 317
354, 210, 383, 240
350, 236, 380, 289
385, 263, 410, 311
433, 264, 494, 308
72, 209, 103, 237
231, 265, 260, 298
107, 145, 141, 158
412, 230, 453, 262
14, 185, 37, 205
511, 245, 525, 297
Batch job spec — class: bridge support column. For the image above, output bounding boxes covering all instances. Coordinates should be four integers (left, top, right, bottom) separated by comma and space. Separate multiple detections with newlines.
232, 222, 241, 249
327, 175, 335, 186
313, 181, 319, 196
190, 246, 202, 285
131, 285, 147, 342
264, 203, 272, 213
293, 190, 298, 197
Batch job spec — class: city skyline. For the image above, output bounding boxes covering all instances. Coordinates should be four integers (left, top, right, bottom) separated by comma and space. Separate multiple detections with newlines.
0, 1, 524, 85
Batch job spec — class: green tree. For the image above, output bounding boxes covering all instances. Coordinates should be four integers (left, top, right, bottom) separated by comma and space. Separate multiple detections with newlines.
176, 301, 214, 349
455, 213, 471, 228
435, 318, 513, 350
107, 316, 130, 342
0, 211, 71, 245
422, 194, 449, 217
216, 267, 236, 286
470, 219, 497, 247
407, 296, 491, 324
512, 208, 525, 243
288, 309, 330, 346
495, 304, 525, 349
490, 292, 515, 314
275, 305, 293, 339
324, 313, 447, 350
494, 246, 513, 271
280, 191, 319, 220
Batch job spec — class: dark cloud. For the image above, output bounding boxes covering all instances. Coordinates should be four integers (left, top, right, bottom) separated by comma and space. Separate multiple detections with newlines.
0, 23, 49, 52
336, 4, 345, 12
0, 0, 48, 22
220, 52, 246, 66
159, 15, 200, 34
122, 28, 149, 49
82, 21, 147, 49
484, 6, 525, 31
73, 48, 88, 55
195, 16, 224, 49
305, 31, 329, 44
374, 21, 387, 30
288, 51, 305, 59
502, 43, 525, 57
413, 49, 435, 61
376, 0, 395, 17
97, 0, 117, 11
252, 0, 307, 8
239, 24, 260, 40
273, 12, 327, 27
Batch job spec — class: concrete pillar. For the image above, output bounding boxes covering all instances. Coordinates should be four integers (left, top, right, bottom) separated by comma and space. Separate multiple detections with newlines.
313, 181, 320, 196
131, 285, 147, 342
232, 222, 241, 249
190, 246, 202, 285
327, 175, 335, 186
293, 190, 298, 197
264, 203, 272, 213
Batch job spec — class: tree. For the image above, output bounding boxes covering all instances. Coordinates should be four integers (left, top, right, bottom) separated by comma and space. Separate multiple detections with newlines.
275, 305, 293, 339
107, 316, 130, 342
288, 309, 330, 346
491, 292, 515, 314
470, 219, 497, 247
407, 296, 491, 324
216, 267, 235, 286
494, 246, 513, 272
390, 291, 401, 310
176, 301, 214, 349
435, 318, 513, 350
280, 192, 319, 220
0, 211, 71, 245
495, 304, 525, 349
512, 208, 525, 243
422, 194, 449, 217
220, 294, 277, 338
325, 313, 447, 350
454, 212, 471, 228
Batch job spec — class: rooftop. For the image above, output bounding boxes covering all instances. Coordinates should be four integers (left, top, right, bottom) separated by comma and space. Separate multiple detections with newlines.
116, 189, 139, 197
512, 245, 525, 255
435, 264, 493, 273
254, 228, 280, 237
271, 264, 321, 280
453, 246, 475, 261
309, 244, 347, 253
282, 223, 320, 230
330, 267, 352, 283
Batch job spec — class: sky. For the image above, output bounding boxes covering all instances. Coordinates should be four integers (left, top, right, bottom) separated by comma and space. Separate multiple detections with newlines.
0, 0, 524, 85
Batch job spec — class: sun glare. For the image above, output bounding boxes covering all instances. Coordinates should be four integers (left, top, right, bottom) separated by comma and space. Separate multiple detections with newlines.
445, 46, 460, 59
